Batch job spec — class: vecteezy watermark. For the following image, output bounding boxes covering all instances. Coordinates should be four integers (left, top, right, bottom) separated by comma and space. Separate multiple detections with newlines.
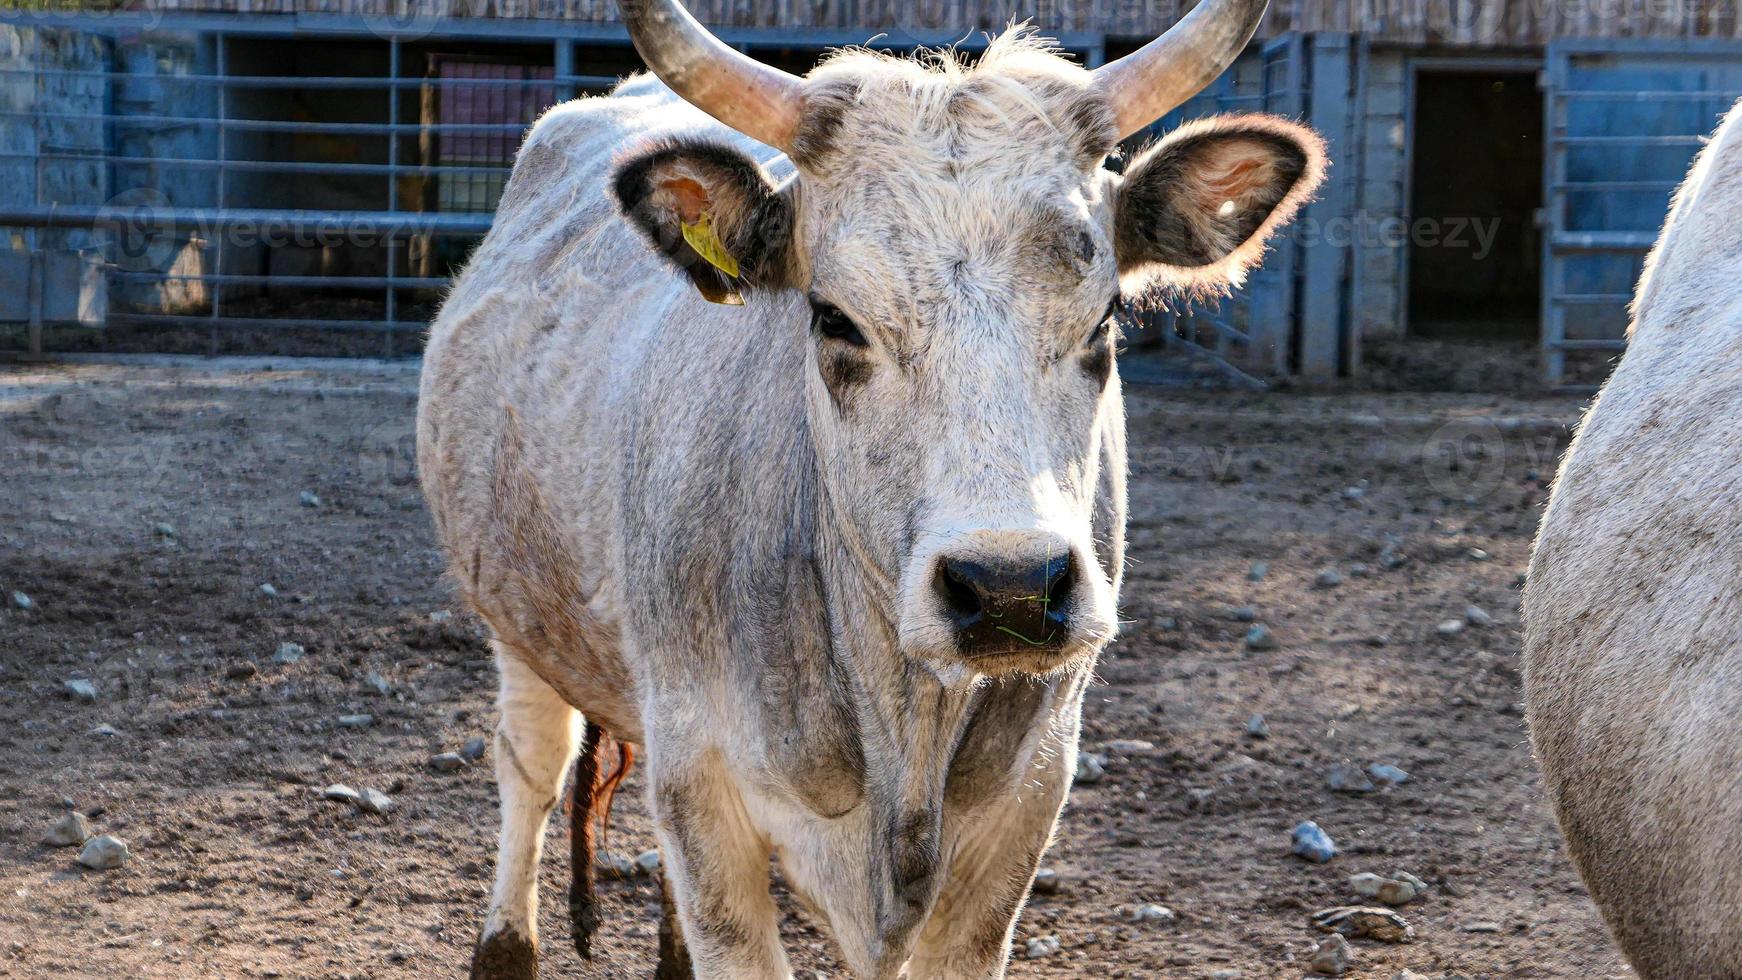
1292, 212, 1503, 261
358, 0, 447, 43
356, 418, 419, 493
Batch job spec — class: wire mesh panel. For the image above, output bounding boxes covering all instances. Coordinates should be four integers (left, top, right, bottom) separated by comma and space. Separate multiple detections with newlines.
1541, 39, 1742, 386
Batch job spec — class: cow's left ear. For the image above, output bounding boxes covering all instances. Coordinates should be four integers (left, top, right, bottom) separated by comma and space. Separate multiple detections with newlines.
612, 139, 795, 305
1112, 115, 1326, 291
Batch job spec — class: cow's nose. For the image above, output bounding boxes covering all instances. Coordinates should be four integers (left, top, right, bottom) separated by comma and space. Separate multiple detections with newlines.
935, 552, 1075, 653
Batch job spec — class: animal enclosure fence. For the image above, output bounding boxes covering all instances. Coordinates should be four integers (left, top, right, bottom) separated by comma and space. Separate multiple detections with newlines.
0, 25, 616, 356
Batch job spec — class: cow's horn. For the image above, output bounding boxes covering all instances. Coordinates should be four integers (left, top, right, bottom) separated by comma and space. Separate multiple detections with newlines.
1092, 0, 1270, 141
618, 0, 804, 152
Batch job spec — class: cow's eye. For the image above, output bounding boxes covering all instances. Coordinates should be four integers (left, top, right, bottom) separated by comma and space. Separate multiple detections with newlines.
1087, 296, 1121, 346
810, 299, 867, 347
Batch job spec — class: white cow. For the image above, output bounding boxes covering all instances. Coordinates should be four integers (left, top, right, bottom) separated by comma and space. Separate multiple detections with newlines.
1526, 98, 1742, 979
418, 1, 1324, 976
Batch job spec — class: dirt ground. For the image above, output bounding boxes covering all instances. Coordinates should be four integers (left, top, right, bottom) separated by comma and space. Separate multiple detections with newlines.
0, 355, 1632, 979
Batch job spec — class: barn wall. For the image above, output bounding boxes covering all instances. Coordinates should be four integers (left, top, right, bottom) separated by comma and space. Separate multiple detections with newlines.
130, 0, 1742, 47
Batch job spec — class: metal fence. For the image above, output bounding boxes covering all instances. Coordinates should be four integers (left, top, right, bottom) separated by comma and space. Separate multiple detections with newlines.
0, 26, 627, 356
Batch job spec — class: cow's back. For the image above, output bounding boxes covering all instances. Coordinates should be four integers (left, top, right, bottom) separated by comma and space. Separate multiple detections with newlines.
1524, 101, 1742, 978
415, 78, 804, 738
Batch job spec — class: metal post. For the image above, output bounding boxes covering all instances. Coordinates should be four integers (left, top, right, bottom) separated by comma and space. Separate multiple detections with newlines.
211, 33, 227, 357
555, 37, 575, 102
384, 37, 400, 358
26, 249, 43, 358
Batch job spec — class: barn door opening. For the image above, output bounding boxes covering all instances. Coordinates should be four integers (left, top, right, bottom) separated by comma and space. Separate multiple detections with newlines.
1408, 69, 1543, 342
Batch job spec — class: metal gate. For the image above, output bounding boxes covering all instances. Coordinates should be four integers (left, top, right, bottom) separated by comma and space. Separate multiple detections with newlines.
1144, 32, 1352, 383
1541, 39, 1742, 386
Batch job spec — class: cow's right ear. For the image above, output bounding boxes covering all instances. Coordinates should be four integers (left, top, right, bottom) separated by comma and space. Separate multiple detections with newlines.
612, 140, 795, 304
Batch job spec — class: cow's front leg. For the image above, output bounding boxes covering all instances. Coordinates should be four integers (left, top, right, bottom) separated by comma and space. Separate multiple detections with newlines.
471, 647, 581, 980
905, 739, 1075, 978
651, 752, 790, 979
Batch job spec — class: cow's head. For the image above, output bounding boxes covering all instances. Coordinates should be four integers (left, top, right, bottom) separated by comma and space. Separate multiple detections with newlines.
613, 0, 1324, 678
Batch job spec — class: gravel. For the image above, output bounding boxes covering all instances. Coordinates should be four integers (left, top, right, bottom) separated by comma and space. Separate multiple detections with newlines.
1075, 751, 1107, 785
273, 642, 306, 664
13, 590, 33, 610
299, 490, 322, 507
1308, 934, 1351, 976
322, 784, 362, 806
356, 788, 393, 815
1023, 935, 1061, 959
1244, 624, 1278, 651
1368, 763, 1411, 787
429, 752, 466, 773
76, 834, 129, 871
1032, 868, 1061, 895
42, 811, 92, 847
1315, 568, 1344, 589
1436, 618, 1466, 637
1291, 821, 1337, 863
1465, 604, 1495, 628
63, 679, 97, 702
1327, 762, 1376, 794
1245, 713, 1270, 739
460, 736, 488, 762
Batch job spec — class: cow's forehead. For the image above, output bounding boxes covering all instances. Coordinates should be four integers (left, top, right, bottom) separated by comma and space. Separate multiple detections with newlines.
792, 37, 1119, 327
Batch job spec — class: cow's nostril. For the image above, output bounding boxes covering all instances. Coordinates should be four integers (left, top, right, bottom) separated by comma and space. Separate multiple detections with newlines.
938, 559, 986, 627
1042, 554, 1076, 627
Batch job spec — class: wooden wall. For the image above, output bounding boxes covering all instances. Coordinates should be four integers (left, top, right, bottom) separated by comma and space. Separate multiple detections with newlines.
133, 0, 1742, 46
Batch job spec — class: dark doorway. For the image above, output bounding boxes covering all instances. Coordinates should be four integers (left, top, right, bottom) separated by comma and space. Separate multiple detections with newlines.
1408, 71, 1543, 341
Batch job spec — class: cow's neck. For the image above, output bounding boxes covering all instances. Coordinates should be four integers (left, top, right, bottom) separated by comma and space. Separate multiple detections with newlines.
813, 509, 983, 813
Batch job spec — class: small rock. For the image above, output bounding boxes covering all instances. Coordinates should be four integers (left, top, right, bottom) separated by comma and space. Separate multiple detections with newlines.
1291, 821, 1337, 863
428, 609, 454, 624
12, 590, 33, 610
1247, 561, 1269, 582
1075, 752, 1107, 785
1244, 623, 1278, 651
273, 642, 306, 664
1245, 713, 1270, 739
1391, 971, 1431, 980
1465, 604, 1494, 628
1368, 763, 1410, 788
299, 490, 322, 507
42, 811, 92, 847
1032, 868, 1061, 895
1468, 548, 1491, 561
226, 661, 258, 680
1311, 906, 1415, 943
363, 672, 391, 696
1436, 618, 1465, 637
1225, 605, 1257, 622
1103, 739, 1155, 754
1377, 878, 1420, 905
429, 752, 466, 773
323, 784, 362, 805
633, 850, 662, 875
1341, 485, 1366, 501
460, 735, 488, 762
1348, 563, 1370, 577
153, 522, 178, 539
90, 724, 119, 738
356, 788, 393, 815
1462, 921, 1501, 933
1327, 762, 1376, 794
336, 714, 374, 729
1314, 568, 1343, 589
1130, 903, 1174, 923
260, 583, 279, 598
1023, 935, 1060, 959
64, 679, 97, 703
1309, 933, 1352, 976
1350, 872, 1386, 898
76, 835, 129, 871
1211, 972, 1243, 980
597, 852, 636, 880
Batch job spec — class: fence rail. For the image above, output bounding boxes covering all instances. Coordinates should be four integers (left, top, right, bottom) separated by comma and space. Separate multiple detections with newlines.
0, 32, 615, 356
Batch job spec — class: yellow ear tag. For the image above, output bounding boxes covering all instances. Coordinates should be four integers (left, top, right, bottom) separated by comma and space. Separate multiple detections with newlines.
681, 213, 741, 279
